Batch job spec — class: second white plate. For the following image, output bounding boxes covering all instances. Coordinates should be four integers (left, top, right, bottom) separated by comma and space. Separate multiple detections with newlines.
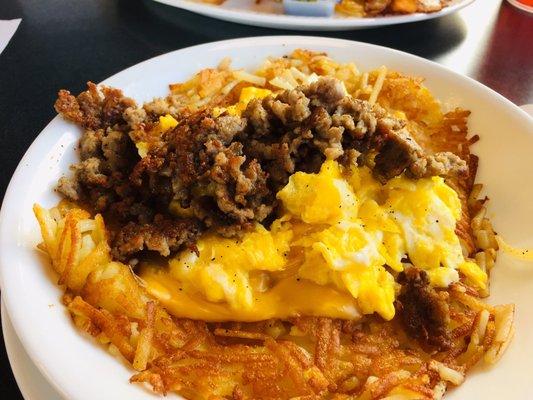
151, 0, 475, 30
2, 302, 63, 400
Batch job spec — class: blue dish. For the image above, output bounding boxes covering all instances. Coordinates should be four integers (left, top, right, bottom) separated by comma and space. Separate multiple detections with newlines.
283, 0, 337, 17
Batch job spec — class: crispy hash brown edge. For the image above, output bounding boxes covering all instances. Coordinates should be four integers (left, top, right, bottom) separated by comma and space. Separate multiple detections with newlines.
33, 58, 514, 399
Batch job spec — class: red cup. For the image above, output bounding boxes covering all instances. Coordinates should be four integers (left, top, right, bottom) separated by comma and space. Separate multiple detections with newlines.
507, 0, 533, 12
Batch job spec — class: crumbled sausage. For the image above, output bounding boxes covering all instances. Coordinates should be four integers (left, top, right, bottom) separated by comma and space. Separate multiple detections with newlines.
112, 216, 201, 260
55, 82, 135, 130
55, 78, 468, 260
395, 268, 451, 350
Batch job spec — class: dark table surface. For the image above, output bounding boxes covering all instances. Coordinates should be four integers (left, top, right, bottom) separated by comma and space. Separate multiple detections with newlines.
0, 0, 531, 398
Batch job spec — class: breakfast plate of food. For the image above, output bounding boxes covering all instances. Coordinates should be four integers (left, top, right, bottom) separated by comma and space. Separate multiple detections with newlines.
151, 0, 475, 30
0, 36, 532, 400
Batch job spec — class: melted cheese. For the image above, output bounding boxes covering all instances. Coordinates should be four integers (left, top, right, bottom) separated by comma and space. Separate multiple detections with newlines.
141, 267, 361, 321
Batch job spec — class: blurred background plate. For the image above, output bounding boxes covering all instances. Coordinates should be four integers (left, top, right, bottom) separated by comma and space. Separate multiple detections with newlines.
151, 0, 475, 30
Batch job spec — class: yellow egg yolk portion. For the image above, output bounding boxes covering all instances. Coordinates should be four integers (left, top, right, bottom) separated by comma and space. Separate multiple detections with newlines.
141, 160, 487, 322
213, 86, 272, 117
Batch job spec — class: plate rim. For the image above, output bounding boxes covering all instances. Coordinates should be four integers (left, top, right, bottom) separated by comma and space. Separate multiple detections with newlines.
0, 35, 532, 400
1, 301, 64, 400
151, 0, 476, 30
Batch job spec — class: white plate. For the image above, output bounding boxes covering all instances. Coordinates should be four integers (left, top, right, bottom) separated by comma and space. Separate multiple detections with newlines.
152, 0, 475, 30
2, 301, 63, 400
0, 36, 532, 400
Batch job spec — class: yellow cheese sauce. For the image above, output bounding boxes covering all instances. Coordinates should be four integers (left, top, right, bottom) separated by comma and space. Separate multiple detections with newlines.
141, 267, 361, 321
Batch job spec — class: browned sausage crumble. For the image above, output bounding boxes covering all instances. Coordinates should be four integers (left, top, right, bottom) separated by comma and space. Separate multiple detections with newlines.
396, 267, 451, 350
55, 77, 467, 261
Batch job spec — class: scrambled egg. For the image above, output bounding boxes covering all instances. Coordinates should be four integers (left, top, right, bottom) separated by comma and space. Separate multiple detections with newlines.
141, 160, 487, 322
169, 225, 291, 310
275, 161, 486, 320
